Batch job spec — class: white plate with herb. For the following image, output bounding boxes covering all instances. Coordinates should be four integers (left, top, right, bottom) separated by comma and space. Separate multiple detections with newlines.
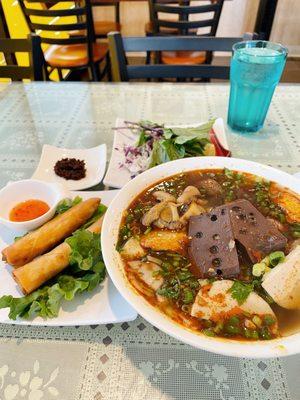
0, 190, 137, 326
103, 118, 230, 188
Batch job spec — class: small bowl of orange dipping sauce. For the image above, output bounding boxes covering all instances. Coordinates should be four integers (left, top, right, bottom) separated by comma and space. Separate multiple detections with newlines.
9, 199, 50, 222
0, 179, 66, 231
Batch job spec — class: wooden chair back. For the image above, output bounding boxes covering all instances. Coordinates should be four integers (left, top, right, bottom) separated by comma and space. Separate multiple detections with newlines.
0, 34, 45, 81
108, 32, 246, 81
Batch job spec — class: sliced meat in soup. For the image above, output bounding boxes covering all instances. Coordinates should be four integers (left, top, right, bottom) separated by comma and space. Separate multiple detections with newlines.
117, 169, 300, 341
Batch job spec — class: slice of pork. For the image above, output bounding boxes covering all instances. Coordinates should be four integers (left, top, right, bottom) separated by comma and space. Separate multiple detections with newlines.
262, 245, 300, 310
128, 260, 163, 291
191, 280, 277, 324
121, 237, 146, 260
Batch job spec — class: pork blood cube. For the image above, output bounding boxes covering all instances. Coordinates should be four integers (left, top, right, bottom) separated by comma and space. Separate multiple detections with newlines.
188, 206, 240, 278
228, 199, 287, 262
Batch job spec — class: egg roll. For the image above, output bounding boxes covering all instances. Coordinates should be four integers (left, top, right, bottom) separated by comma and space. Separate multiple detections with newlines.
2, 198, 100, 267
13, 215, 104, 294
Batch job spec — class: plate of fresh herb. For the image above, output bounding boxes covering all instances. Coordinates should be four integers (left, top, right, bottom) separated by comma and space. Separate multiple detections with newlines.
104, 118, 230, 188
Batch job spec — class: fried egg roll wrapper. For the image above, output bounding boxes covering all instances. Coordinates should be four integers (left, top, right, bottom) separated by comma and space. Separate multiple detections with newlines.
13, 215, 104, 294
2, 198, 100, 267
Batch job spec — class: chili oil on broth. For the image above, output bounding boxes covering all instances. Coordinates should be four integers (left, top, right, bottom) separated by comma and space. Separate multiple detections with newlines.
117, 168, 300, 340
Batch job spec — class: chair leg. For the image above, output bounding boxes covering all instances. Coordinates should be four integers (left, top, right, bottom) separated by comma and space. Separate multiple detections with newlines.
106, 54, 112, 82
45, 66, 51, 81
90, 63, 101, 82
146, 51, 151, 65
57, 68, 63, 81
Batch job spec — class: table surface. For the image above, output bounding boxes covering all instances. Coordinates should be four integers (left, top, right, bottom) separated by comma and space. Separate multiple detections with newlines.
0, 82, 299, 400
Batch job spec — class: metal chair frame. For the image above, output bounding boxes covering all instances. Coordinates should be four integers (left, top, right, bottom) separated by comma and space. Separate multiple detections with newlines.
0, 34, 45, 81
109, 32, 246, 81
91, 0, 121, 38
148, 0, 225, 36
18, 0, 108, 81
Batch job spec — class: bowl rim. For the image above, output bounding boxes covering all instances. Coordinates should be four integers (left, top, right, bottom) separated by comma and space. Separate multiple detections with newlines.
0, 179, 62, 226
101, 157, 300, 358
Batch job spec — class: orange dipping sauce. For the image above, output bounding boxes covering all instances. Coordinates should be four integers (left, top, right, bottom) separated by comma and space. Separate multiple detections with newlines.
9, 199, 50, 222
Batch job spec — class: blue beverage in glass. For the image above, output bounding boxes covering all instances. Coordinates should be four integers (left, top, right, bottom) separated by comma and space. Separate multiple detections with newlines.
227, 41, 288, 133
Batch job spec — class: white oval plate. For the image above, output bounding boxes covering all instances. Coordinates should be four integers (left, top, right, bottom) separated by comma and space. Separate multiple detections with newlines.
101, 157, 300, 358
0, 190, 137, 326
32, 144, 107, 191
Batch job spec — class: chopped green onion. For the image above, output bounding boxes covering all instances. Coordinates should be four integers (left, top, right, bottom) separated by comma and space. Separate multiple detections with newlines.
225, 324, 240, 335
144, 226, 152, 235
263, 315, 276, 326
152, 270, 161, 277
260, 327, 272, 340
214, 322, 224, 334
202, 320, 213, 328
244, 328, 259, 340
252, 315, 262, 327
269, 251, 285, 267
252, 262, 267, 277
228, 316, 240, 326
203, 328, 216, 337
182, 289, 194, 304
244, 328, 252, 339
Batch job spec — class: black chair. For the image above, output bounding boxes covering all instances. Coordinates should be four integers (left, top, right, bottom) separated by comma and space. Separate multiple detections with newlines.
108, 32, 245, 81
0, 34, 45, 81
0, 1, 10, 39
18, 0, 109, 81
91, 0, 121, 38
0, 1, 17, 66
148, 0, 224, 36
146, 0, 225, 65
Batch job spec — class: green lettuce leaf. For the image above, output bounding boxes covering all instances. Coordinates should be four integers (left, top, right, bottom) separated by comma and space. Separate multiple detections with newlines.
149, 139, 185, 167
0, 269, 105, 320
136, 129, 148, 146
0, 224, 106, 320
81, 203, 107, 229
171, 120, 215, 141
56, 196, 82, 214
162, 128, 174, 140
183, 138, 210, 157
66, 230, 101, 271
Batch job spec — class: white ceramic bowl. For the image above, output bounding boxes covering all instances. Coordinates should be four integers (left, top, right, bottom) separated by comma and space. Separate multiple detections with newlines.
0, 179, 66, 231
101, 157, 300, 358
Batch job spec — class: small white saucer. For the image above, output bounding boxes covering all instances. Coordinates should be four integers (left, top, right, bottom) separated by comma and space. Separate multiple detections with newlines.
32, 144, 107, 191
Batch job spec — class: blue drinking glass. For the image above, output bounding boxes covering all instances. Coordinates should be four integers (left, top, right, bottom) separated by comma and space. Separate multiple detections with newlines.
227, 40, 288, 133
